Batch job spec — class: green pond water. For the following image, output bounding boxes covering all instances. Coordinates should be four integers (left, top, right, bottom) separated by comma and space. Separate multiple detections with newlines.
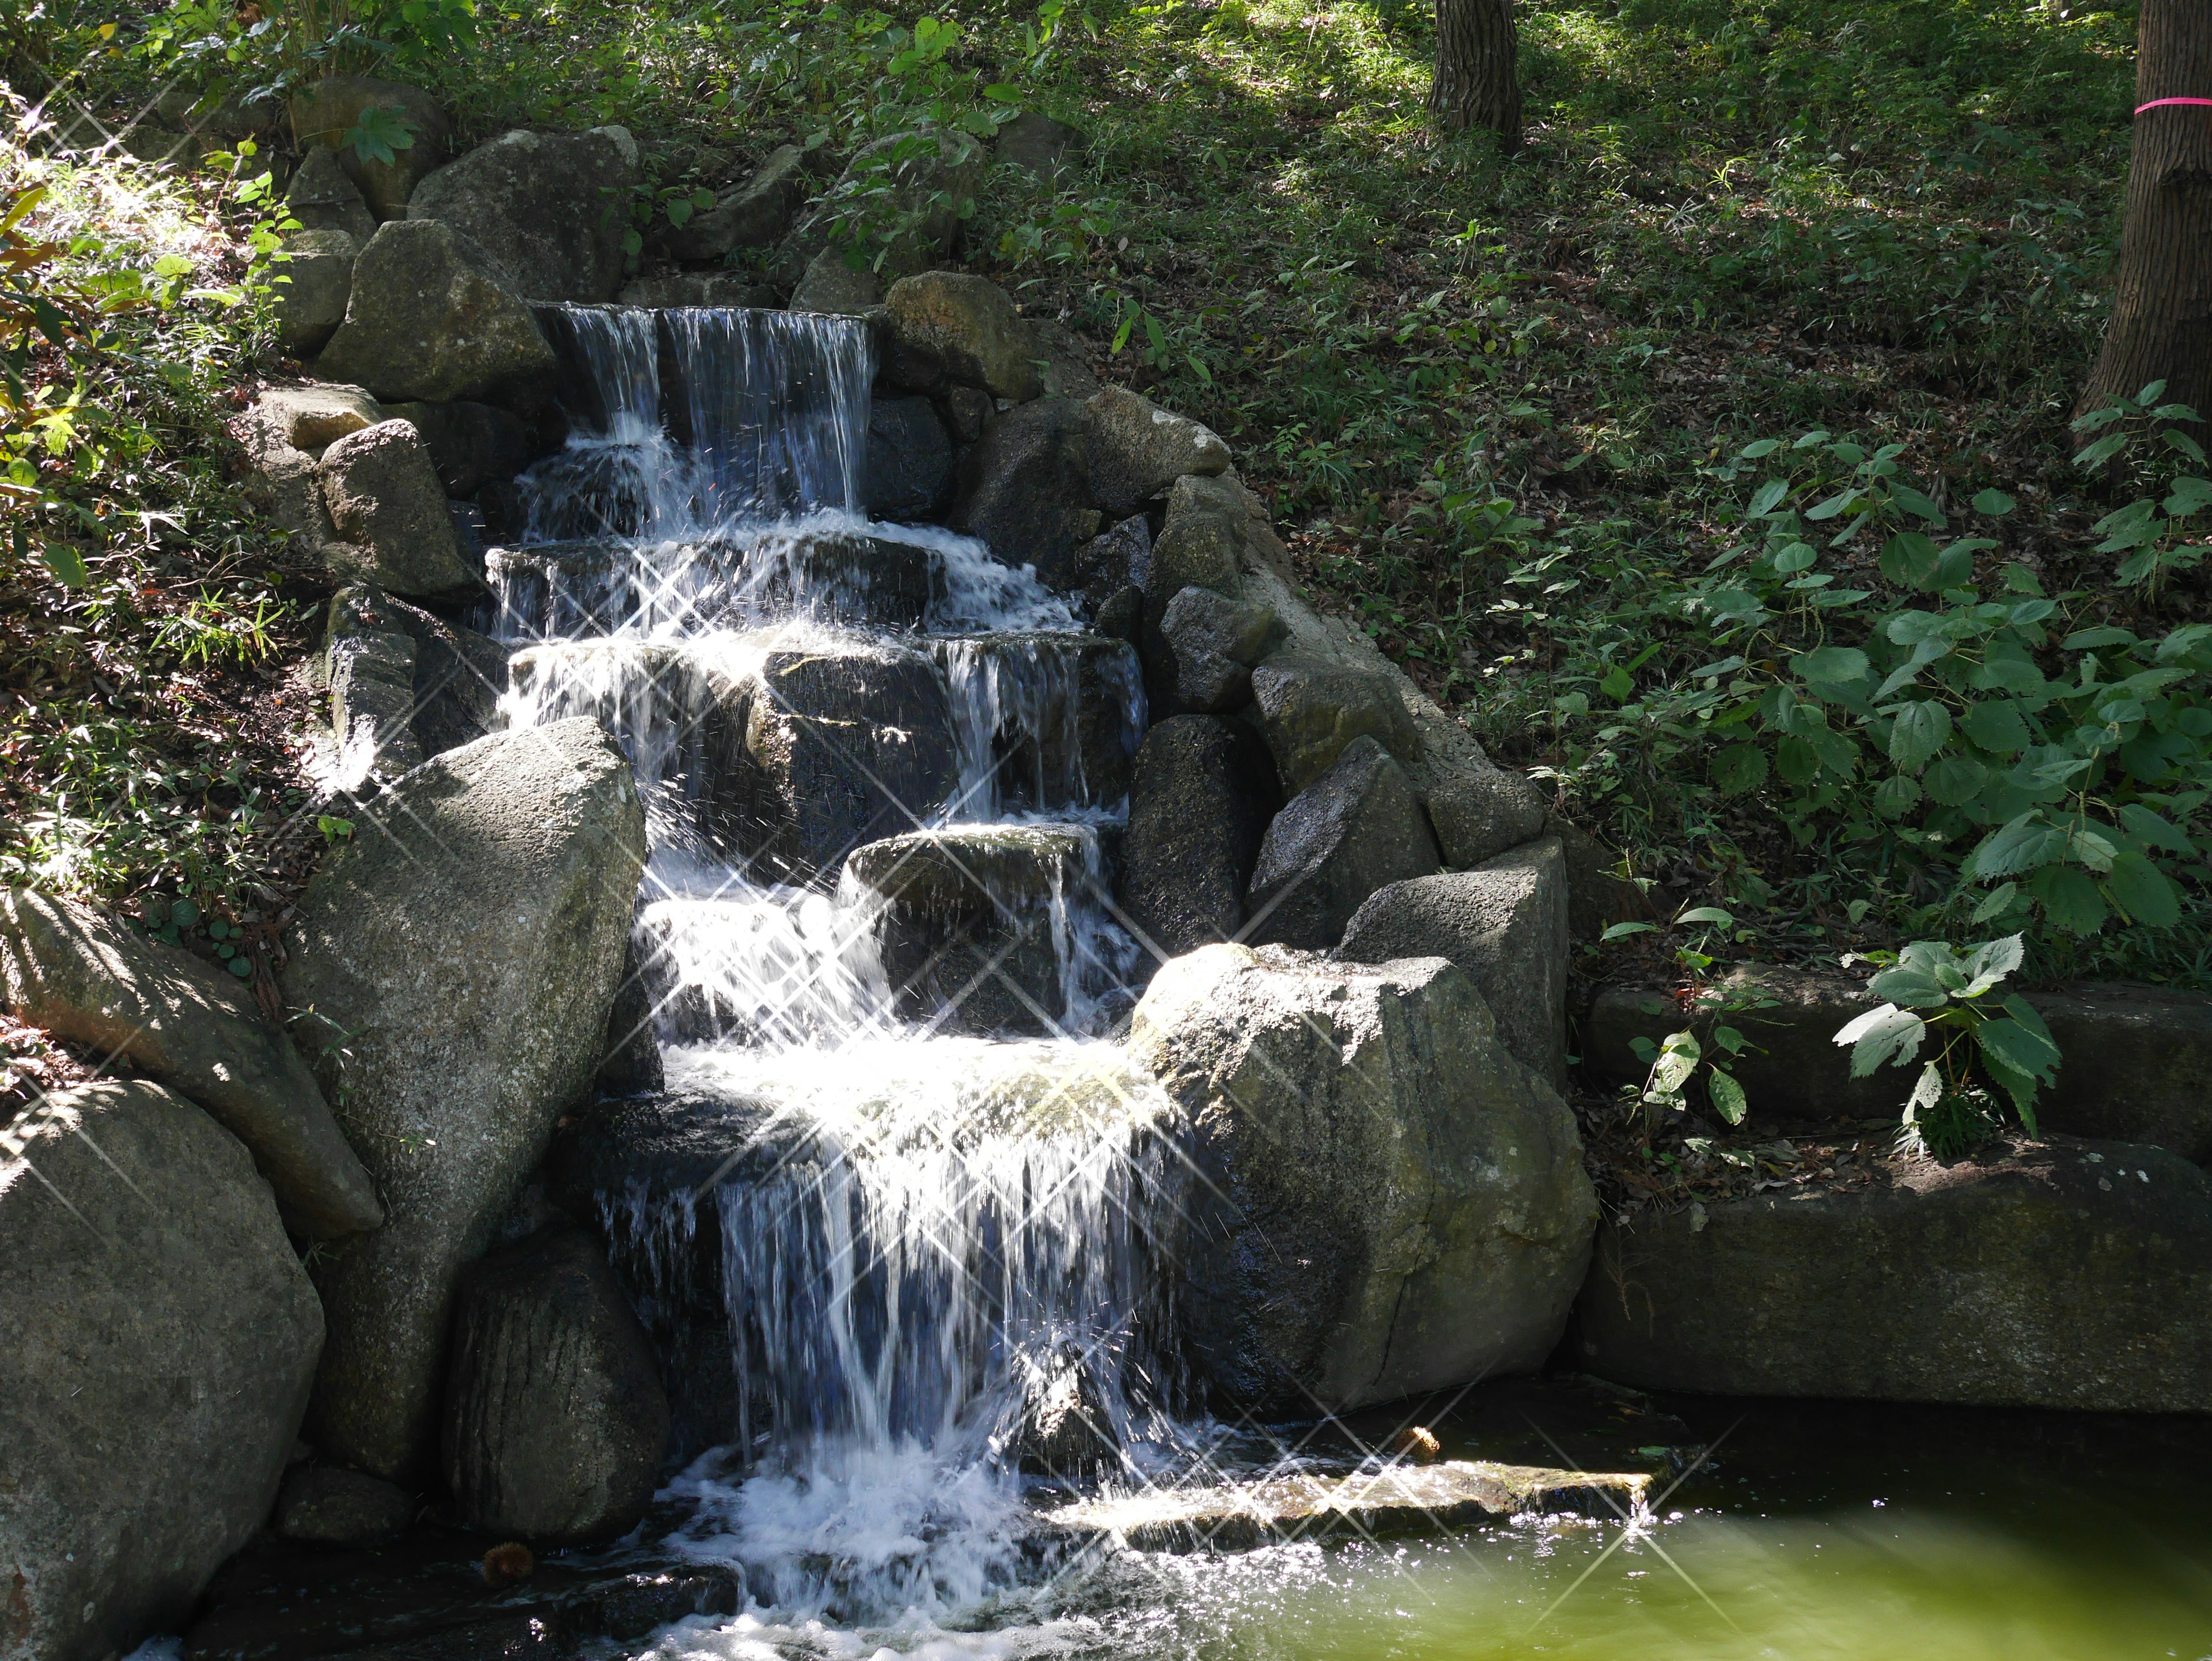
1089, 1388, 2212, 1661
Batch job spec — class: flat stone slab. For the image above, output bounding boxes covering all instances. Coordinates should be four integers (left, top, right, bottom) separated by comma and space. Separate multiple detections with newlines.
1044, 1459, 1651, 1552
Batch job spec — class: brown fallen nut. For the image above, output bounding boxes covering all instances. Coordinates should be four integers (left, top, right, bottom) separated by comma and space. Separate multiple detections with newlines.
482, 1542, 535, 1586
1388, 1425, 1442, 1463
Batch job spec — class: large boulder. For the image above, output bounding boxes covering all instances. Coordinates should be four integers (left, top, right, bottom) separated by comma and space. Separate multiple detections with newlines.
284, 145, 377, 243
1146, 473, 1256, 627
317, 418, 482, 600
2, 1081, 324, 1661
231, 383, 384, 566
883, 271, 1041, 401
315, 218, 559, 407
1339, 837, 1569, 1088
443, 1228, 669, 1543
1245, 736, 1441, 951
278, 720, 647, 1481
952, 398, 1096, 592
788, 247, 881, 315
1574, 1138, 2212, 1411
1153, 583, 1282, 715
661, 144, 807, 262
406, 126, 640, 302
1086, 385, 1231, 518
0, 888, 382, 1238
1118, 715, 1277, 959
994, 112, 1085, 179
289, 76, 451, 220
275, 228, 358, 356
323, 585, 509, 788
1128, 947, 1597, 1413
1249, 652, 1421, 794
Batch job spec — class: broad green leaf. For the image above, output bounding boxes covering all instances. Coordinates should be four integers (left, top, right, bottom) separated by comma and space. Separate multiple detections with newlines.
1866, 967, 1951, 1009
1775, 735, 1821, 784
1748, 478, 1789, 517
2074, 432, 2127, 469
1978, 1049, 2040, 1130
2030, 863, 2109, 934
1976, 1009, 2061, 1085
1970, 881, 2021, 923
1925, 752, 1988, 805
1962, 699, 2031, 755
2105, 851, 2183, 927
1601, 921, 1658, 941
1675, 906, 1736, 927
1707, 1069, 1749, 1126
1958, 933, 2024, 996
1880, 532, 1940, 589
1794, 646, 1870, 686
1886, 700, 1953, 772
1872, 774, 1922, 818
2118, 803, 2195, 854
1966, 814, 2067, 879
41, 543, 88, 585
1834, 1003, 1927, 1075
1891, 482, 1946, 523
1804, 486, 1861, 522
1972, 488, 2017, 516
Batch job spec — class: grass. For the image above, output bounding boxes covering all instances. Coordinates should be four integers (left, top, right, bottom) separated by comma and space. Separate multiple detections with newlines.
16, 0, 2205, 989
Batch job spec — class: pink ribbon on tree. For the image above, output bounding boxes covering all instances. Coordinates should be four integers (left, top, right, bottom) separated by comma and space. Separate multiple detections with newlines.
2137, 97, 2212, 113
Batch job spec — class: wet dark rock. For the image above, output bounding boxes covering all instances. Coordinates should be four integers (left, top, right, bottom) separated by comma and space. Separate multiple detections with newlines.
1118, 714, 1277, 959
1575, 1137, 2212, 1411
1093, 584, 1142, 642
319, 419, 483, 601
1339, 836, 1569, 1088
324, 585, 507, 780
663, 143, 807, 262
713, 642, 962, 883
3, 1081, 324, 1661
276, 228, 358, 355
1086, 384, 1231, 519
316, 219, 559, 407
290, 76, 450, 220
407, 126, 640, 302
443, 1228, 669, 1543
1009, 1342, 1120, 1479
561, 1569, 743, 1640
1145, 473, 1255, 627
865, 394, 956, 520
0, 889, 382, 1238
1128, 947, 1597, 1414
284, 145, 377, 242
931, 633, 1143, 813
884, 271, 1041, 400
952, 397, 1097, 591
843, 824, 1104, 1035
1246, 736, 1441, 952
386, 400, 530, 498
279, 721, 647, 1483
1153, 584, 1283, 715
941, 383, 994, 444
273, 1466, 416, 1548
594, 933, 664, 1099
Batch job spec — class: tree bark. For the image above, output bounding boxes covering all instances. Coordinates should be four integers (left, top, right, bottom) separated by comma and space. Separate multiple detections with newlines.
2082, 1, 2212, 419
1429, 0, 1522, 154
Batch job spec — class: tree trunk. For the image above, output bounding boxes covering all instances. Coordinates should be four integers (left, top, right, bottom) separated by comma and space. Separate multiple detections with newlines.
2082, 1, 2212, 419
1429, 0, 1522, 154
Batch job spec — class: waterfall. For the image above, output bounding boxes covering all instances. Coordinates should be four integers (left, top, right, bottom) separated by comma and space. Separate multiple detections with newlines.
493, 304, 1172, 1633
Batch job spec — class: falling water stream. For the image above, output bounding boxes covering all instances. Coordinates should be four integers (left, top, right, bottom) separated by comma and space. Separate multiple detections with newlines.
487, 308, 2212, 1661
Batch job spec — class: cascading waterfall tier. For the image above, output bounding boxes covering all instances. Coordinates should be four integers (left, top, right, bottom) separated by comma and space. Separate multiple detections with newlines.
497, 305, 1177, 1636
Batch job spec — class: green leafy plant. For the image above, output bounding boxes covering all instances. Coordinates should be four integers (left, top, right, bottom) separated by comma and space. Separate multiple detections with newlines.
1833, 934, 2062, 1159
2071, 382, 2211, 594
1611, 906, 1774, 1126
342, 103, 415, 168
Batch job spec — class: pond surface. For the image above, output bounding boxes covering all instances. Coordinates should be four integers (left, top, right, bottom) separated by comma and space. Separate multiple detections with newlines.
640, 1383, 2212, 1661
